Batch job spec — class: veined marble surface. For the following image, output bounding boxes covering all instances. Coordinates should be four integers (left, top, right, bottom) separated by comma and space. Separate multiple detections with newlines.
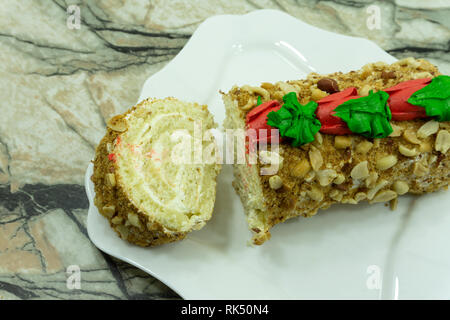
0, 0, 449, 300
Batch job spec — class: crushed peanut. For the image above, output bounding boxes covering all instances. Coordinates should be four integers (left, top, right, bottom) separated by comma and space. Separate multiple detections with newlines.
269, 175, 283, 190
372, 190, 397, 203
399, 145, 418, 157
365, 172, 379, 188
311, 88, 328, 101
355, 140, 373, 154
355, 192, 367, 202
111, 216, 123, 225
307, 187, 324, 202
417, 120, 439, 139
107, 115, 128, 132
102, 205, 116, 218
127, 213, 142, 229
390, 198, 398, 210
291, 159, 311, 178
367, 179, 389, 200
389, 124, 403, 137
403, 129, 421, 145
330, 189, 343, 201
351, 161, 370, 180
435, 130, 450, 153
413, 162, 429, 177
333, 174, 345, 185
309, 146, 323, 171
317, 169, 337, 187
376, 155, 397, 171
335, 136, 352, 149
393, 181, 409, 195
419, 141, 433, 153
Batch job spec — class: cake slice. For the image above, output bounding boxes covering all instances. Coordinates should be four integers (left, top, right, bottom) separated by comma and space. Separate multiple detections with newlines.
223, 57, 450, 245
92, 97, 221, 246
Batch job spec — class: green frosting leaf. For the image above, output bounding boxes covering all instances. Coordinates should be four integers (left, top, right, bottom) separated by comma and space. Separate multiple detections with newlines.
408, 75, 450, 121
256, 96, 262, 106
266, 92, 321, 146
334, 90, 393, 138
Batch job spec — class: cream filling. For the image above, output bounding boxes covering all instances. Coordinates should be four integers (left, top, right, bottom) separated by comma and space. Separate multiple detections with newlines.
116, 110, 208, 231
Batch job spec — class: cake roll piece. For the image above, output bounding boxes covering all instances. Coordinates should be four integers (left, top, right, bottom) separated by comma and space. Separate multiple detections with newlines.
223, 57, 450, 245
92, 97, 221, 246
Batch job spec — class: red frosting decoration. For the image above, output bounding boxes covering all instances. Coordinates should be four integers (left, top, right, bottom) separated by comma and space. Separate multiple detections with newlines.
108, 153, 117, 162
246, 100, 281, 143
316, 87, 360, 135
384, 78, 431, 121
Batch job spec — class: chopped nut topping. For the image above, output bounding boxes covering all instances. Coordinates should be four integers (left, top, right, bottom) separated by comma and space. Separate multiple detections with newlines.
390, 198, 398, 211
309, 146, 323, 171
259, 151, 284, 169
107, 115, 128, 132
351, 161, 370, 180
381, 71, 396, 80
417, 120, 439, 139
399, 145, 418, 157
358, 84, 372, 96
330, 189, 343, 201
429, 154, 438, 165
241, 85, 270, 101
365, 172, 379, 188
435, 130, 450, 153
335, 136, 352, 149
333, 174, 345, 185
360, 65, 373, 79
317, 169, 337, 187
269, 175, 283, 190
413, 72, 432, 79
314, 132, 323, 146
311, 88, 328, 101
102, 205, 116, 218
127, 213, 142, 229
393, 181, 409, 195
116, 225, 129, 239
376, 155, 398, 171
413, 162, 429, 177
304, 171, 316, 182
307, 187, 324, 202
403, 129, 421, 145
111, 216, 123, 225
106, 173, 116, 187
367, 179, 389, 200
396, 57, 421, 68
355, 140, 373, 154
389, 124, 403, 137
292, 159, 311, 178
355, 192, 367, 202
342, 197, 357, 204
419, 141, 433, 153
372, 190, 397, 203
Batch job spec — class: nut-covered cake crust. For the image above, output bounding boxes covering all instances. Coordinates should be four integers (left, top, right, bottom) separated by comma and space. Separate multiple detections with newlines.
224, 58, 450, 245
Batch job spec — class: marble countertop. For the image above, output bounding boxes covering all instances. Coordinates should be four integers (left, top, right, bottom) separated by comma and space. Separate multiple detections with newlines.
0, 0, 449, 300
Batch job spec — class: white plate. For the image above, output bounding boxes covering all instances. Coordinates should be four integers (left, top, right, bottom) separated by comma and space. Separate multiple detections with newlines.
86, 9, 450, 299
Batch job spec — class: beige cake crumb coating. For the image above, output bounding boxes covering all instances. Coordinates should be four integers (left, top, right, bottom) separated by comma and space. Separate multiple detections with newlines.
223, 58, 450, 245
